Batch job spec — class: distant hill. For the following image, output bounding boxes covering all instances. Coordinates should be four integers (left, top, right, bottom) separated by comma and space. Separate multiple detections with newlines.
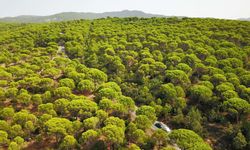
0, 10, 167, 23
238, 17, 250, 21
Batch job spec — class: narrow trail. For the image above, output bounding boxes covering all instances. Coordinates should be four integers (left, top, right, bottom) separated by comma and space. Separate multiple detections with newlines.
57, 36, 67, 58
51, 32, 68, 60
57, 45, 67, 58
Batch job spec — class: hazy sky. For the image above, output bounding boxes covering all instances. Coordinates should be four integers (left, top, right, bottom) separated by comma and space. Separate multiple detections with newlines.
0, 0, 249, 19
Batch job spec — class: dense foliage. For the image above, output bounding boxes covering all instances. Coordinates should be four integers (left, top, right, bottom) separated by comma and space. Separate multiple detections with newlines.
0, 17, 250, 150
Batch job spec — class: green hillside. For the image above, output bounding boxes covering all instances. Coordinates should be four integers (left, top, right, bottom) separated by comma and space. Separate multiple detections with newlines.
0, 17, 249, 150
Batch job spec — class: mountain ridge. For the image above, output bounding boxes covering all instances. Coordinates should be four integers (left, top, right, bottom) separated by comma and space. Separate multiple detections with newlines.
238, 17, 250, 21
1, 10, 248, 23
0, 10, 167, 23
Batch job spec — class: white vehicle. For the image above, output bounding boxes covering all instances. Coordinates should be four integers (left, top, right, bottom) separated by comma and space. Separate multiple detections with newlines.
152, 121, 172, 133
152, 121, 181, 150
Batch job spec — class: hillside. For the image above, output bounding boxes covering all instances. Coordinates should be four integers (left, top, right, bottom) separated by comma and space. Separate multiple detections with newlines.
0, 10, 166, 23
0, 17, 250, 150
238, 17, 250, 21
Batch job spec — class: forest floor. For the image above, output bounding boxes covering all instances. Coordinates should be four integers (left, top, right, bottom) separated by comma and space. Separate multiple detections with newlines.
205, 123, 231, 150
23, 137, 57, 150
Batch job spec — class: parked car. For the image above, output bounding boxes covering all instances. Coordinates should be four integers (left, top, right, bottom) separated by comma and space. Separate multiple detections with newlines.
152, 121, 171, 132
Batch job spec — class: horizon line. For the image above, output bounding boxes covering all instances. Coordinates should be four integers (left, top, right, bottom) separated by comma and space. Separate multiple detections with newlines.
0, 10, 248, 20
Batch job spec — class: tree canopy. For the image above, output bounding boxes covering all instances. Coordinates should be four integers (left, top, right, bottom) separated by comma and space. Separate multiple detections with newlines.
0, 17, 249, 150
